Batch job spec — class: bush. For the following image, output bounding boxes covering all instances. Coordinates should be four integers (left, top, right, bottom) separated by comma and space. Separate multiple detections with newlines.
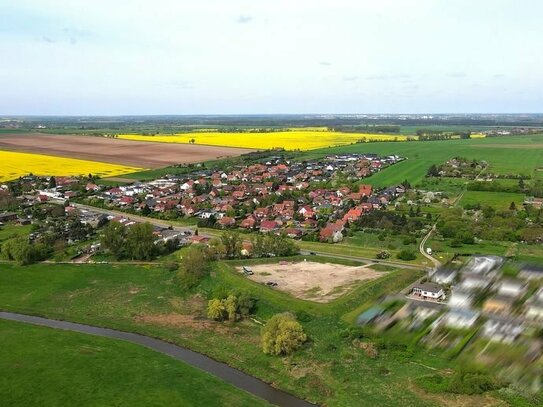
396, 249, 417, 261
416, 370, 503, 395
261, 313, 307, 355
448, 370, 503, 395
207, 292, 256, 322
177, 246, 213, 289
376, 250, 391, 259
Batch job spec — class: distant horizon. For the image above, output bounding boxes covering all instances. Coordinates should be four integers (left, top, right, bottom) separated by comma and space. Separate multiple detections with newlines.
3, 112, 543, 118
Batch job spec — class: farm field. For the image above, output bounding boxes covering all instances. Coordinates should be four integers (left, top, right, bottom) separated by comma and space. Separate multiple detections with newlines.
458, 191, 525, 210
0, 319, 266, 407
116, 130, 409, 150
0, 133, 254, 169
304, 134, 543, 186
237, 261, 385, 302
0, 150, 142, 182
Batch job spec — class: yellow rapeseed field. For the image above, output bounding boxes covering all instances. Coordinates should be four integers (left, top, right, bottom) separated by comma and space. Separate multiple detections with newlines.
0, 150, 142, 183
117, 130, 409, 151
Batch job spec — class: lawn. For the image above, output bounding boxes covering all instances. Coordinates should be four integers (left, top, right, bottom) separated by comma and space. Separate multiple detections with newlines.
298, 239, 428, 266
459, 191, 525, 210
303, 134, 543, 187
0, 319, 267, 407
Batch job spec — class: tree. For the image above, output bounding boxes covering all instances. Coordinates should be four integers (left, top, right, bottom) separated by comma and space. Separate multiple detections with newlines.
396, 249, 417, 261
236, 291, 256, 317
509, 201, 517, 211
261, 313, 307, 356
426, 164, 439, 177
401, 179, 411, 189
125, 222, 157, 260
224, 295, 238, 321
0, 236, 48, 265
100, 221, 127, 259
207, 299, 226, 321
0, 191, 18, 211
48, 176, 57, 189
177, 246, 212, 289
221, 231, 242, 259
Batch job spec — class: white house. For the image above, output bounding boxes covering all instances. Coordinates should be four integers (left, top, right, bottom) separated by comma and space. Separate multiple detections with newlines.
443, 308, 480, 329
482, 319, 524, 343
519, 267, 543, 280
497, 279, 527, 298
462, 255, 503, 275
459, 275, 492, 291
410, 282, 444, 300
432, 269, 457, 285
525, 289, 543, 321
448, 289, 474, 309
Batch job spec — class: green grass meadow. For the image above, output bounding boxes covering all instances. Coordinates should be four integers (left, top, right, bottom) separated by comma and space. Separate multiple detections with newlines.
305, 134, 543, 187
0, 319, 267, 407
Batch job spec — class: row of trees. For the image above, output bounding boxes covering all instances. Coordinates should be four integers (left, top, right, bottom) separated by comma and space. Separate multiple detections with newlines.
0, 236, 50, 265
100, 222, 177, 260
207, 292, 256, 322
176, 231, 299, 289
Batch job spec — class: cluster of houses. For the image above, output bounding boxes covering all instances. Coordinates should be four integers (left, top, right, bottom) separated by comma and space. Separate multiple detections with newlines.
437, 157, 487, 179
416, 256, 543, 344
359, 255, 543, 355
72, 206, 196, 249
75, 154, 405, 242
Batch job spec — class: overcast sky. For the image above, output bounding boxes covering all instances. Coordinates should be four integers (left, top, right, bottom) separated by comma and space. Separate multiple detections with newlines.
1, 0, 542, 115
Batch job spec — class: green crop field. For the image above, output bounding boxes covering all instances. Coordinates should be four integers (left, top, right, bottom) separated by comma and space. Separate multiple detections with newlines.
459, 191, 525, 210
304, 134, 543, 187
0, 319, 266, 407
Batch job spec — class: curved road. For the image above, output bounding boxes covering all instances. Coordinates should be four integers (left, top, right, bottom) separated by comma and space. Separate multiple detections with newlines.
0, 311, 316, 407
419, 224, 441, 269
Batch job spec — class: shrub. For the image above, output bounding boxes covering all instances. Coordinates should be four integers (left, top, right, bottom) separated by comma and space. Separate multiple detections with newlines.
396, 249, 417, 261
261, 313, 307, 356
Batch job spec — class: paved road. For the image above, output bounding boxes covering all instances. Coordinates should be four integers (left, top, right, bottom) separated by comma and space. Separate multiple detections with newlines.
72, 203, 198, 234
74, 202, 429, 270
0, 311, 316, 407
299, 250, 426, 271
419, 224, 441, 269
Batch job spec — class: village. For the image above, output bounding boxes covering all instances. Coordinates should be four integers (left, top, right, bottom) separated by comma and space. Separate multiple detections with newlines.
1, 153, 406, 247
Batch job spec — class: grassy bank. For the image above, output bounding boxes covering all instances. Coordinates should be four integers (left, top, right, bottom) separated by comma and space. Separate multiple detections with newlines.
0, 318, 268, 407
0, 262, 533, 406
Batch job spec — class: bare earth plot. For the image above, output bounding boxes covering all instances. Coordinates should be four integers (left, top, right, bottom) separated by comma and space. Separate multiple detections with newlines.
238, 261, 385, 303
0, 133, 254, 168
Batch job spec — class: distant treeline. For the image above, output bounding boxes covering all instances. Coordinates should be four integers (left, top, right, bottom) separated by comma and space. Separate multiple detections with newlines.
416, 129, 471, 141
329, 125, 401, 134
467, 179, 543, 197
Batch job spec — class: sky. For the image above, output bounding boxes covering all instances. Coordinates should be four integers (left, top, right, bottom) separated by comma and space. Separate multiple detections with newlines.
1, 0, 542, 115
